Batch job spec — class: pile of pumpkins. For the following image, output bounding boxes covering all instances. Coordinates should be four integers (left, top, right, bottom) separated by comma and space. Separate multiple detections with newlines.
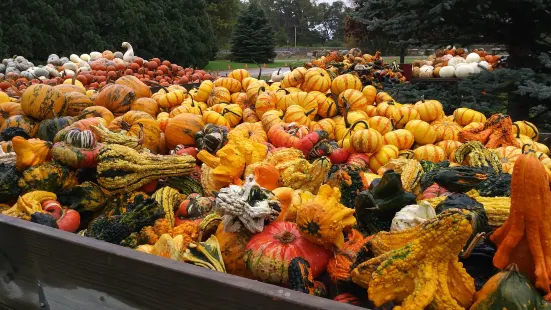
413, 47, 501, 79
2, 64, 551, 309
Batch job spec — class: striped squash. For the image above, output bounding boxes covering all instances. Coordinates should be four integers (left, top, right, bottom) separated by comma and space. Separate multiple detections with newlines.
431, 118, 462, 142
368, 116, 393, 135
513, 120, 539, 141
109, 111, 161, 152
436, 140, 463, 158
195, 80, 214, 103
156, 90, 186, 110
94, 84, 136, 115
405, 120, 437, 145
495, 146, 522, 174
369, 145, 400, 171
351, 128, 383, 153
21, 84, 67, 120
301, 68, 331, 92
414, 144, 446, 162
330, 74, 362, 96
228, 69, 251, 83
65, 92, 93, 117
453, 108, 486, 126
286, 91, 318, 117
396, 106, 421, 128
115, 75, 152, 99
214, 77, 242, 94
338, 89, 368, 113
414, 98, 444, 122
281, 67, 307, 88
207, 87, 231, 107
362, 85, 377, 105
383, 129, 415, 150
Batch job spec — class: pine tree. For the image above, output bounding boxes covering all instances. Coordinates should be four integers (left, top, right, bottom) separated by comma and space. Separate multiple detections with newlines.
230, 1, 276, 63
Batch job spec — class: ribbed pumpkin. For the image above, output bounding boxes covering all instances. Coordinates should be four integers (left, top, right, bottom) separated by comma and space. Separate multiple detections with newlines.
109, 111, 161, 152
0, 102, 23, 128
268, 123, 309, 148
495, 146, 523, 174
367, 116, 394, 135
362, 85, 377, 105
286, 91, 318, 117
255, 91, 278, 119
195, 80, 214, 103
79, 106, 115, 124
301, 68, 331, 92
21, 84, 67, 120
1, 115, 38, 137
215, 224, 253, 278
156, 90, 187, 110
94, 84, 136, 115
414, 144, 446, 162
261, 110, 284, 132
131, 98, 159, 117
314, 92, 338, 118
462, 121, 485, 132
376, 100, 402, 122
334, 111, 368, 141
228, 69, 251, 83
246, 81, 266, 104
207, 87, 231, 107
310, 118, 336, 140
65, 92, 92, 117
231, 92, 249, 109
54, 84, 86, 95
165, 113, 205, 149
396, 106, 421, 128
405, 120, 437, 145
242, 108, 259, 123
350, 128, 383, 154
513, 120, 539, 141
214, 77, 242, 94
383, 129, 415, 150
436, 140, 463, 158
453, 107, 487, 126
241, 77, 258, 92
369, 145, 400, 171
281, 67, 307, 88
375, 92, 393, 104
202, 110, 230, 127
338, 89, 368, 113
221, 104, 243, 127
283, 105, 315, 126
232, 122, 268, 144
364, 105, 377, 117
157, 112, 170, 131
115, 75, 152, 99
414, 98, 444, 122
331, 74, 362, 96
431, 118, 462, 142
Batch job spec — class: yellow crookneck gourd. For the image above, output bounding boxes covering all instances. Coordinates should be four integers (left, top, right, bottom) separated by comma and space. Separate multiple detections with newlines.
2, 191, 57, 220
351, 210, 476, 310
11, 136, 52, 171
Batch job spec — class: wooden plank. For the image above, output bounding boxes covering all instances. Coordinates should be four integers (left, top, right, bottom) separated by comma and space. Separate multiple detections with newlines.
0, 215, 361, 310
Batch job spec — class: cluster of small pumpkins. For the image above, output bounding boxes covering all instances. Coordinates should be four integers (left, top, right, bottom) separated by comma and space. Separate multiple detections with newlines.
413, 47, 501, 79
0, 44, 211, 96
2, 63, 551, 309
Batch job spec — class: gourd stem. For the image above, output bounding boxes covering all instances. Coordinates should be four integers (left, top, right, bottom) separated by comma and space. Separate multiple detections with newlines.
305, 108, 316, 116
275, 231, 296, 244
522, 143, 533, 154
391, 115, 404, 130
342, 98, 351, 128
326, 101, 335, 117
342, 120, 369, 140
512, 123, 521, 139
144, 80, 169, 94
222, 108, 241, 117
256, 86, 266, 96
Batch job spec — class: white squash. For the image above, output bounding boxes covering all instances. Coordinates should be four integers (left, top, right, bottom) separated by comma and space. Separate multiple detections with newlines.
470, 62, 481, 74
70, 54, 81, 64
478, 61, 489, 70
80, 54, 91, 62
271, 68, 285, 82
90, 52, 102, 61
419, 65, 434, 78
61, 69, 76, 76
466, 52, 481, 63
439, 65, 456, 78
448, 56, 467, 67
122, 42, 135, 63
114, 51, 123, 59
455, 63, 475, 78
62, 62, 78, 71
391, 202, 436, 231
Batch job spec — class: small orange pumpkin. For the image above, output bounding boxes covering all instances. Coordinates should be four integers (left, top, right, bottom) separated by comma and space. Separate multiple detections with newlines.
21, 84, 67, 120
165, 113, 205, 149
94, 84, 136, 115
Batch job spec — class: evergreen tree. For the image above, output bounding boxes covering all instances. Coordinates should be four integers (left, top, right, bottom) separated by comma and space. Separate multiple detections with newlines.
348, 0, 551, 68
205, 0, 240, 49
230, 1, 276, 63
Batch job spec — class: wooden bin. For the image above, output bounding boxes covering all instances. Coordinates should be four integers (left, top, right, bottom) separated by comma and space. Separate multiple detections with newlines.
0, 215, 360, 310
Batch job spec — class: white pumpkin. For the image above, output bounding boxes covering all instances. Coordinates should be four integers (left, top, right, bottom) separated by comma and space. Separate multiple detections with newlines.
470, 62, 481, 74
70, 54, 81, 64
455, 63, 475, 78
419, 65, 434, 78
61, 69, 76, 76
466, 53, 481, 63
80, 54, 91, 62
448, 56, 467, 67
271, 68, 286, 82
90, 52, 102, 61
391, 202, 437, 231
439, 66, 455, 78
62, 62, 78, 71
478, 61, 489, 69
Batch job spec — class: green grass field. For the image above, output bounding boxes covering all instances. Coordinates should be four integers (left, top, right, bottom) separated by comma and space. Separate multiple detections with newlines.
205, 56, 418, 71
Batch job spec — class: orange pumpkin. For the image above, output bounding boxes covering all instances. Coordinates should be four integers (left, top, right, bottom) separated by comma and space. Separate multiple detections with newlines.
453, 108, 486, 126
376, 100, 402, 122
362, 85, 377, 105
350, 128, 383, 153
242, 108, 259, 123
115, 75, 152, 99
364, 105, 377, 117
157, 112, 170, 132
255, 91, 279, 119
301, 68, 331, 92
383, 129, 415, 150
108, 111, 161, 152
54, 84, 86, 95
268, 123, 309, 148
215, 224, 253, 278
0, 102, 23, 128
368, 116, 394, 135
94, 84, 136, 115
396, 106, 421, 128
283, 105, 315, 126
431, 118, 462, 142
495, 146, 523, 174
405, 120, 437, 145
369, 145, 399, 171
331, 74, 362, 96
310, 118, 336, 140
436, 140, 463, 158
65, 92, 93, 117
79, 106, 115, 124
214, 77, 242, 94
414, 144, 446, 162
232, 122, 268, 144
195, 80, 214, 103
21, 84, 67, 120
231, 92, 249, 109
375, 92, 393, 104
165, 113, 205, 149
338, 89, 368, 113
414, 98, 444, 122
228, 69, 251, 84
1, 115, 38, 137
131, 98, 159, 117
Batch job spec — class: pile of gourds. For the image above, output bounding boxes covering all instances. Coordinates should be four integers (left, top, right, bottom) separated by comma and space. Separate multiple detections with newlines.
1, 64, 551, 309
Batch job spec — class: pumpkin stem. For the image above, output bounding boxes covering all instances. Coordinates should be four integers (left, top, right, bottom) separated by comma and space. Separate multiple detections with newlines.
305, 108, 316, 117
522, 143, 534, 154
391, 115, 403, 130
222, 108, 241, 117
421, 94, 425, 103
512, 123, 522, 139
342, 98, 351, 128
121, 120, 131, 131
71, 72, 77, 85
275, 231, 296, 244
326, 101, 335, 117
144, 80, 169, 94
277, 68, 281, 75
250, 59, 262, 80
276, 88, 289, 95
256, 86, 266, 97
342, 120, 369, 140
